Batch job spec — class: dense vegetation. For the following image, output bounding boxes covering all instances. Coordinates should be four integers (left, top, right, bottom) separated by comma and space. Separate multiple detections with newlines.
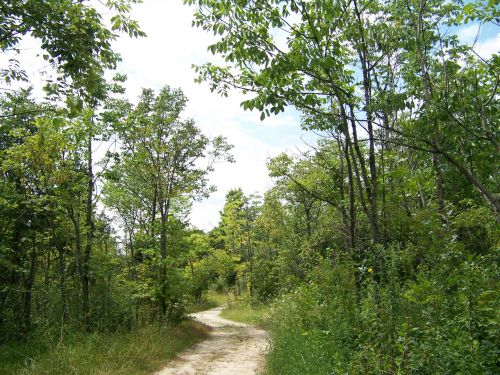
183, 0, 499, 373
0, 1, 224, 372
1, 0, 499, 374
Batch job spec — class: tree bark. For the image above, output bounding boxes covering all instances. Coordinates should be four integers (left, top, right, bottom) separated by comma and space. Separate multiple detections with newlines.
21, 228, 37, 338
353, 0, 380, 244
68, 205, 86, 327
158, 196, 171, 318
82, 133, 94, 330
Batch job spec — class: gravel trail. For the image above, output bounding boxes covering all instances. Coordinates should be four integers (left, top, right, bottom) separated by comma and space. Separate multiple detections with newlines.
154, 305, 268, 375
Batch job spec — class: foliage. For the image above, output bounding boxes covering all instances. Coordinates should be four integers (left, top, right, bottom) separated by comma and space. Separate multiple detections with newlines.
184, 1, 500, 373
103, 85, 233, 322
187, 0, 500, 218
188, 290, 228, 313
0, 0, 144, 98
266, 244, 499, 374
0, 0, 499, 373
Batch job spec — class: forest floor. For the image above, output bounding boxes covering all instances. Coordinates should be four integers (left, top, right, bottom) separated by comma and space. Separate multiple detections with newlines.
154, 305, 268, 375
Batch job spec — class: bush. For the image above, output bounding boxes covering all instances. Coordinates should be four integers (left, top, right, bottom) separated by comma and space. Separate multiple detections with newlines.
266, 243, 499, 375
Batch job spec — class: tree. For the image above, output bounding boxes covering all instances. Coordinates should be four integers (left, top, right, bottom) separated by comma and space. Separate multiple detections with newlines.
0, 84, 137, 339
186, 0, 499, 220
1, 0, 145, 98
105, 85, 233, 319
213, 189, 261, 296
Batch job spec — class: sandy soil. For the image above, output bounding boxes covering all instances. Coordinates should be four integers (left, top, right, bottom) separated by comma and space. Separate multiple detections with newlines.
154, 305, 268, 375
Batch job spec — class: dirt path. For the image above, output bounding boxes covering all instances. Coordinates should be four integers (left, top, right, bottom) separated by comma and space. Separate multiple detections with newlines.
154, 306, 268, 375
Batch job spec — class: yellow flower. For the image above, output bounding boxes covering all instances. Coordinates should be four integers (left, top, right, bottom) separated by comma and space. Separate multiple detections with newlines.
368, 267, 373, 273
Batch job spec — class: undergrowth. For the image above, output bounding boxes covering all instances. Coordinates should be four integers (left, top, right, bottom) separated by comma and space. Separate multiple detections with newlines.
264, 245, 499, 374
0, 320, 209, 375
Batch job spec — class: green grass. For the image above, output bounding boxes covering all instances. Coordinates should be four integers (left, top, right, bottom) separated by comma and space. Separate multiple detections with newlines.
220, 300, 268, 327
188, 290, 228, 313
0, 320, 209, 375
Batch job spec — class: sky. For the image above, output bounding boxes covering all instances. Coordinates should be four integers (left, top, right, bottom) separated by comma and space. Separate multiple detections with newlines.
109, 0, 499, 231
2, 0, 499, 232
110, 0, 314, 231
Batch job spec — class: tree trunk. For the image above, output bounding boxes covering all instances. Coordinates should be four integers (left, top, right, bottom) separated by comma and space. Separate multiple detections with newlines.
436, 147, 500, 220
68, 205, 86, 329
348, 104, 380, 243
336, 128, 356, 250
336, 135, 350, 251
81, 134, 94, 330
413, 2, 447, 222
150, 184, 157, 237
432, 153, 446, 219
57, 239, 67, 335
21, 228, 37, 338
353, 0, 380, 244
158, 197, 171, 318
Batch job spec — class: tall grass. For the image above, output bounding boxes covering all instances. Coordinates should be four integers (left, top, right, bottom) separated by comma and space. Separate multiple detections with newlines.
0, 320, 209, 374
220, 297, 268, 326
188, 290, 228, 313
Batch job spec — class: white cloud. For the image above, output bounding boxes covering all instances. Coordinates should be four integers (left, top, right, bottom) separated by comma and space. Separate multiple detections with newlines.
457, 24, 481, 44
456, 24, 500, 60
475, 32, 500, 59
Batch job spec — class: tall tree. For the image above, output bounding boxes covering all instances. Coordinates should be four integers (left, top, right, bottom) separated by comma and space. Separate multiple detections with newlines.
186, 0, 499, 220
105, 85, 233, 319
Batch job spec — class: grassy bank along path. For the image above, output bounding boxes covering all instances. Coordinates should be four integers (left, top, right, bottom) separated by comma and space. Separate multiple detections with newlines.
155, 305, 268, 375
0, 321, 209, 375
